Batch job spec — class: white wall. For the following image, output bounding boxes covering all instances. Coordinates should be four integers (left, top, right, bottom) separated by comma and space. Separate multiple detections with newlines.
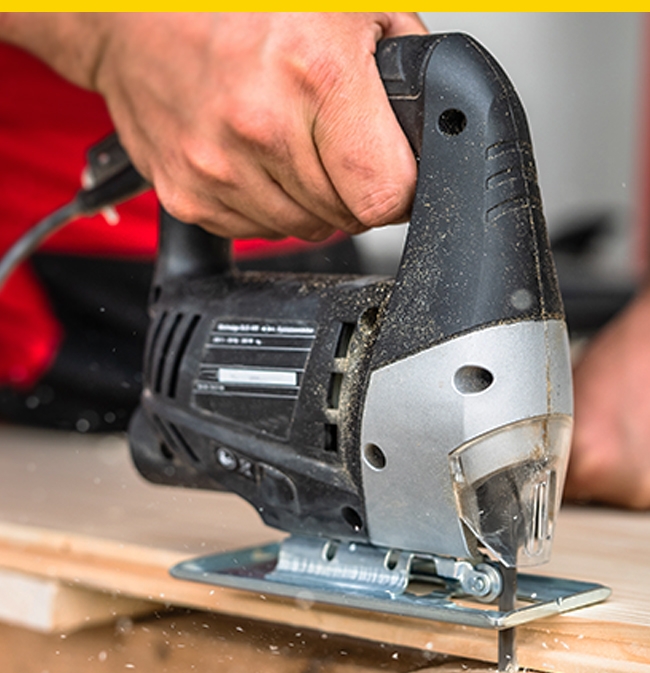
357, 13, 644, 272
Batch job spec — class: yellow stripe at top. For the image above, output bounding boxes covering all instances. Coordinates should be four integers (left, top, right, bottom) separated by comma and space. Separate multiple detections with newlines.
2, 6, 649, 13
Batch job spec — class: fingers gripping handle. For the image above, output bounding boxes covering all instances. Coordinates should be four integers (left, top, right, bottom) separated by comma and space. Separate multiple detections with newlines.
154, 33, 445, 281
153, 34, 438, 282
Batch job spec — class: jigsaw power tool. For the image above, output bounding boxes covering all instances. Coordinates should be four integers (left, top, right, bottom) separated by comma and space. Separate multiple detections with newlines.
0, 31, 609, 673
126, 33, 608, 670
134, 31, 573, 569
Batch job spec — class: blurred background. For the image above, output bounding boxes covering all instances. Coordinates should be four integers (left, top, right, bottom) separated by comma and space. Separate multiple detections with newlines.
357, 13, 646, 336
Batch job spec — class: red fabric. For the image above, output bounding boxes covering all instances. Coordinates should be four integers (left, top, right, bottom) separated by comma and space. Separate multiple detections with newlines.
0, 43, 158, 257
0, 42, 338, 388
0, 265, 63, 387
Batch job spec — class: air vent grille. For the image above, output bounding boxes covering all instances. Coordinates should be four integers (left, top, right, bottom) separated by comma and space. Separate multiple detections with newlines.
152, 414, 200, 464
150, 312, 201, 398
168, 314, 201, 398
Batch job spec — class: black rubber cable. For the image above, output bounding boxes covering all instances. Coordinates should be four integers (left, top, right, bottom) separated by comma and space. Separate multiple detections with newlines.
0, 157, 147, 291
0, 199, 83, 290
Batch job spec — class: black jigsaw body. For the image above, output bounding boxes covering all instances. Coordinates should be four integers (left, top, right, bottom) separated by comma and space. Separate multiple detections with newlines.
131, 252, 394, 540
130, 34, 566, 559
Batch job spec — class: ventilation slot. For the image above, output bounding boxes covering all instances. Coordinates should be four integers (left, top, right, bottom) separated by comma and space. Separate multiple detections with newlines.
324, 423, 338, 453
159, 441, 174, 461
146, 311, 168, 382
327, 373, 343, 410
152, 414, 200, 464
335, 322, 355, 358
168, 314, 201, 398
323, 321, 356, 454
152, 414, 176, 460
168, 423, 200, 463
154, 313, 184, 394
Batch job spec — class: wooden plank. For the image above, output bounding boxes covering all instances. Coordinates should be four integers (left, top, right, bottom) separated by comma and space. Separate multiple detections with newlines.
0, 567, 157, 632
0, 607, 488, 673
0, 426, 648, 671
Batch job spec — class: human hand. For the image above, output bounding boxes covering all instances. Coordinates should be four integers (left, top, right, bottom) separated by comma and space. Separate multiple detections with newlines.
565, 285, 650, 509
0, 12, 426, 240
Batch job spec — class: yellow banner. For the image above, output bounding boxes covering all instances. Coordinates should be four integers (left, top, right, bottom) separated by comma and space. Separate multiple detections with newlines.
3, 7, 648, 12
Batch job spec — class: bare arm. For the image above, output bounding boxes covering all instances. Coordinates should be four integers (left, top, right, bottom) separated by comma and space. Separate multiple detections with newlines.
0, 12, 427, 240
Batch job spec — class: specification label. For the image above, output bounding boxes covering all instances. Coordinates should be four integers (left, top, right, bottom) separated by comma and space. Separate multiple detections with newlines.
193, 319, 317, 438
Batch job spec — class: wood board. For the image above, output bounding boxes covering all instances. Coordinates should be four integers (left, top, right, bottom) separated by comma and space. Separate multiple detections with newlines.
0, 605, 492, 673
0, 566, 157, 633
0, 426, 648, 672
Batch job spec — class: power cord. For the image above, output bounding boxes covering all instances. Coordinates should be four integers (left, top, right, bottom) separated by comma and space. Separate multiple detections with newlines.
0, 133, 147, 290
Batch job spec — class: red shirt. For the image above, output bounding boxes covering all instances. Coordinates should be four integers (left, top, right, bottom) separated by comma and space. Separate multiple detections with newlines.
0, 43, 335, 388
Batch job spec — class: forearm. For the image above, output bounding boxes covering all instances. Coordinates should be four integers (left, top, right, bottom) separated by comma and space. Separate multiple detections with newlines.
0, 12, 427, 241
0, 13, 108, 89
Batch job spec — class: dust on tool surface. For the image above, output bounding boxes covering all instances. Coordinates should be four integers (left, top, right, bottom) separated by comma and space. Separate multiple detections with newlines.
0, 32, 611, 673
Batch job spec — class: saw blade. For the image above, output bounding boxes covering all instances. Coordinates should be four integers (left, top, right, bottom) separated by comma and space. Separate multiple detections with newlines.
498, 565, 518, 672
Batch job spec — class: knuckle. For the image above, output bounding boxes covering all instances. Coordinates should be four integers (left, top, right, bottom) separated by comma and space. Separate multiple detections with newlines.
343, 221, 371, 236
301, 225, 335, 243
299, 53, 346, 101
267, 211, 333, 243
227, 108, 261, 143
626, 476, 650, 510
258, 229, 286, 242
161, 196, 205, 226
353, 184, 410, 228
199, 218, 251, 239
224, 104, 288, 160
156, 182, 213, 226
262, 204, 333, 241
239, 190, 333, 241
180, 135, 238, 189
274, 27, 348, 100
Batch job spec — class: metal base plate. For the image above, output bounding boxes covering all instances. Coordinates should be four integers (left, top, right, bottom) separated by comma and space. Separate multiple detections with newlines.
171, 540, 610, 630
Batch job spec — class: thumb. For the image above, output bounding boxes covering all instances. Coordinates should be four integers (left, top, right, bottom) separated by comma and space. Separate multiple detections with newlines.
314, 17, 427, 229
382, 12, 428, 37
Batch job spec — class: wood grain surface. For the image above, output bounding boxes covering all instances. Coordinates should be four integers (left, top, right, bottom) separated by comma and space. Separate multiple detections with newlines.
0, 426, 648, 672
0, 606, 492, 673
0, 566, 157, 632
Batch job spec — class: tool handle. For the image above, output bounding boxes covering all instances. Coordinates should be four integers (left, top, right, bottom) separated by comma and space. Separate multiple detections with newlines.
370, 33, 564, 368
153, 207, 232, 288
